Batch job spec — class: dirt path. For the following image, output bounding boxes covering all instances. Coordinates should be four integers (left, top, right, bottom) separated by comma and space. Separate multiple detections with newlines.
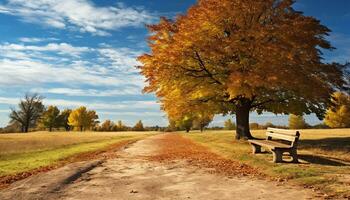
0, 134, 317, 200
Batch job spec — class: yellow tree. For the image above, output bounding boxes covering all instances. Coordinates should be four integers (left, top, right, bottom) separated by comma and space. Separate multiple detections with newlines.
115, 120, 127, 131
193, 112, 214, 132
324, 92, 350, 128
288, 114, 307, 129
133, 120, 145, 131
40, 105, 60, 132
59, 109, 72, 131
68, 107, 99, 131
100, 120, 114, 131
138, 0, 345, 140
224, 119, 236, 130
175, 115, 194, 133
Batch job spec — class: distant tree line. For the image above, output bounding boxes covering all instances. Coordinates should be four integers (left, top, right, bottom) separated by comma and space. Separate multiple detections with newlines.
0, 94, 161, 133
164, 113, 214, 133
2, 94, 100, 133
1, 92, 349, 133
96, 120, 152, 132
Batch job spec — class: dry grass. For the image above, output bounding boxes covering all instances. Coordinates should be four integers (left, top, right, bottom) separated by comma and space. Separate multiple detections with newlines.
0, 131, 157, 156
0, 131, 155, 177
184, 129, 350, 198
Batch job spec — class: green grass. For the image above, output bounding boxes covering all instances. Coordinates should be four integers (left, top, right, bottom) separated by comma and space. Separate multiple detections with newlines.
0, 132, 154, 177
184, 129, 350, 197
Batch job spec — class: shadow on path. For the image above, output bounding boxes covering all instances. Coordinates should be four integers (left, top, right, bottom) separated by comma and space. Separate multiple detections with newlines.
300, 137, 350, 152
298, 154, 349, 166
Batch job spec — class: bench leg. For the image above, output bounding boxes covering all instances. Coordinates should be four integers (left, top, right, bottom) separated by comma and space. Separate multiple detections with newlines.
251, 144, 261, 154
272, 150, 283, 163
290, 149, 299, 163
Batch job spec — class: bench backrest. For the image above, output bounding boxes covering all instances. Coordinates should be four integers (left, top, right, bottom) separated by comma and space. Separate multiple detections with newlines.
266, 128, 300, 148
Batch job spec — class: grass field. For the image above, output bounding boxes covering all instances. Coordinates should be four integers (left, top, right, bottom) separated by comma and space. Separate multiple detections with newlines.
0, 131, 155, 177
1, 129, 349, 197
184, 129, 350, 197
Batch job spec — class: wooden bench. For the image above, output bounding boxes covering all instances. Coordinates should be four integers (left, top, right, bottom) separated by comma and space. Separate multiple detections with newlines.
248, 128, 300, 163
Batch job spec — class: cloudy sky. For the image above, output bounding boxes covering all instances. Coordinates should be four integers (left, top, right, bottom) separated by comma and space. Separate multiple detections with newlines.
0, 0, 349, 127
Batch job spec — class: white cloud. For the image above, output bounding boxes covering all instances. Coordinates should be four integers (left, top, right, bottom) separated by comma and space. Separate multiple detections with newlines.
0, 58, 144, 87
0, 97, 18, 105
19, 37, 59, 43
98, 111, 163, 117
31, 87, 142, 96
0, 41, 145, 88
19, 37, 44, 43
0, 0, 155, 36
98, 47, 141, 72
0, 42, 90, 57
0, 96, 160, 111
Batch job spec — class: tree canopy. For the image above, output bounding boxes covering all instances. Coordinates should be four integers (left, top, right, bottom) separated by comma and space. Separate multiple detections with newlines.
59, 109, 72, 131
68, 106, 99, 131
40, 105, 61, 131
288, 114, 308, 129
115, 120, 127, 131
224, 119, 236, 130
175, 115, 194, 133
9, 93, 45, 133
138, 0, 345, 139
133, 120, 145, 131
324, 92, 350, 128
100, 120, 115, 132
193, 112, 214, 132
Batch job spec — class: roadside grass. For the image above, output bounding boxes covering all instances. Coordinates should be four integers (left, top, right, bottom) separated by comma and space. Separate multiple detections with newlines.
0, 132, 155, 177
184, 129, 350, 198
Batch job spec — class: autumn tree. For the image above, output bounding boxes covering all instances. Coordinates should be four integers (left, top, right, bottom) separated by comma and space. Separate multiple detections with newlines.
264, 122, 275, 128
249, 123, 260, 130
175, 115, 194, 133
133, 120, 145, 131
138, 0, 345, 140
68, 107, 99, 131
59, 109, 72, 131
166, 119, 178, 132
224, 119, 236, 130
193, 113, 214, 132
115, 120, 127, 131
40, 105, 60, 131
1, 121, 21, 133
324, 92, 350, 128
100, 120, 114, 131
9, 93, 45, 133
288, 114, 308, 129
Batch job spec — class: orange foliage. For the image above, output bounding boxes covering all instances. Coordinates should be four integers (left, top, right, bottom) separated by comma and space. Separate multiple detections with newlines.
138, 0, 345, 138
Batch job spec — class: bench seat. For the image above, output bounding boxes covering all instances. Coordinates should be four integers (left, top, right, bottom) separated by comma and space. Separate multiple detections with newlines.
248, 139, 291, 149
248, 128, 300, 163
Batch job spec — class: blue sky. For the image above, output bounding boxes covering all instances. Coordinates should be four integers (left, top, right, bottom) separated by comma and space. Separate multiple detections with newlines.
0, 0, 349, 127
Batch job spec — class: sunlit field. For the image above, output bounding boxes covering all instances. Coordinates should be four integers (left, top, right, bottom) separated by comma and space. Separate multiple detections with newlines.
0, 132, 155, 177
184, 129, 350, 197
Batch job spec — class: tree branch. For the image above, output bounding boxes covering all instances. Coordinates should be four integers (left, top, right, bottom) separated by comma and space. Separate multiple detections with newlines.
194, 51, 224, 85
251, 99, 274, 108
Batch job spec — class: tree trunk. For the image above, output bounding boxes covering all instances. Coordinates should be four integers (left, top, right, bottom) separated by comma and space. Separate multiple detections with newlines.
235, 100, 253, 140
200, 126, 204, 132
49, 127, 52, 132
80, 126, 83, 132
24, 126, 29, 133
